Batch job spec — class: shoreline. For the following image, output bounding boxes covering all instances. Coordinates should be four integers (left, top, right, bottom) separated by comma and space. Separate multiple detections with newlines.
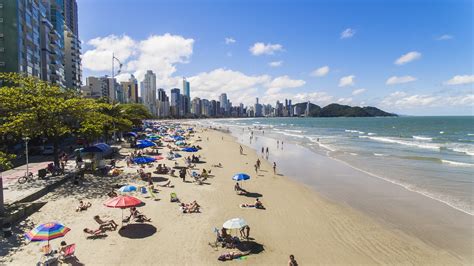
2, 125, 466, 265
218, 126, 473, 261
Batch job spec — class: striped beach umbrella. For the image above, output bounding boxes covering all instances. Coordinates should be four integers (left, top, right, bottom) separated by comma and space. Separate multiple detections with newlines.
25, 222, 70, 243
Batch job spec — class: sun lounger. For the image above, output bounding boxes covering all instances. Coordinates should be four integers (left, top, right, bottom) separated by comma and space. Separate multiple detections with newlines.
83, 228, 107, 239
58, 244, 76, 263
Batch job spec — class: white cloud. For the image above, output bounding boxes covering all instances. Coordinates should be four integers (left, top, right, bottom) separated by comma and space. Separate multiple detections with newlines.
83, 33, 194, 86
269, 61, 283, 67
352, 88, 366, 95
395, 51, 421, 65
249, 42, 284, 56
225, 37, 236, 44
311, 66, 330, 77
339, 75, 355, 87
436, 34, 453, 41
265, 75, 306, 94
386, 75, 417, 85
82, 35, 136, 71
337, 97, 353, 105
444, 75, 474, 85
380, 91, 474, 109
340, 28, 356, 39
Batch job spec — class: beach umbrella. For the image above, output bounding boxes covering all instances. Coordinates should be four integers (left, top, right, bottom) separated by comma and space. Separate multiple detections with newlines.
182, 147, 198, 152
232, 173, 250, 181
223, 218, 247, 230
104, 195, 143, 226
173, 153, 182, 158
174, 136, 185, 141
136, 140, 156, 149
175, 140, 186, 146
133, 156, 156, 164
118, 185, 137, 193
145, 128, 153, 132
154, 156, 164, 160
25, 222, 70, 245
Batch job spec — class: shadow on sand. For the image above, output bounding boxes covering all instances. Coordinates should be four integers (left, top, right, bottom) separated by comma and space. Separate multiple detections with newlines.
118, 223, 157, 239
236, 240, 265, 254
240, 192, 263, 198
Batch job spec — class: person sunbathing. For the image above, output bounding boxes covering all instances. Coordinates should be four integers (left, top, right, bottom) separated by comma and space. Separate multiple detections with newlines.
180, 201, 200, 213
93, 215, 118, 230
107, 189, 117, 198
234, 183, 248, 194
212, 163, 223, 168
218, 251, 251, 261
130, 207, 151, 222
241, 198, 264, 209
76, 200, 91, 212
83, 227, 106, 235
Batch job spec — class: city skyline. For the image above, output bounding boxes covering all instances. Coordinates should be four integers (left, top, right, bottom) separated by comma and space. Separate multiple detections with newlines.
78, 0, 473, 116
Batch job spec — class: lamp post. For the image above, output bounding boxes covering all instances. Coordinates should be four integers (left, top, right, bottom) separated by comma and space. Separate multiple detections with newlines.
111, 53, 123, 143
22, 137, 30, 176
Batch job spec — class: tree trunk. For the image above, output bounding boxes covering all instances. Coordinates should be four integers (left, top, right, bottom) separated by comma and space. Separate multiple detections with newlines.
53, 136, 60, 167
0, 174, 4, 217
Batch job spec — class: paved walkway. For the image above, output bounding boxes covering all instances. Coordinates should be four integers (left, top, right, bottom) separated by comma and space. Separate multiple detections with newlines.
2, 161, 75, 205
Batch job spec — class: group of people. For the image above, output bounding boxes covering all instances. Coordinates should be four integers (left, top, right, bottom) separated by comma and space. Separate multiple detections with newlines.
179, 201, 201, 213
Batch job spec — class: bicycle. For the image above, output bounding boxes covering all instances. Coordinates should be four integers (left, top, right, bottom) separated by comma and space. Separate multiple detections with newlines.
17, 172, 36, 184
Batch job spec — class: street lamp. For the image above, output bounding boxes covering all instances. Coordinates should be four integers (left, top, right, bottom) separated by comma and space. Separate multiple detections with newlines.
22, 136, 30, 176
111, 53, 123, 143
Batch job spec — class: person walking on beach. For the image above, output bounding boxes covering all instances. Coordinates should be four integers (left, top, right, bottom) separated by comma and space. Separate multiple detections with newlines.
273, 162, 277, 174
266, 147, 269, 156
256, 158, 261, 169
179, 168, 186, 182
261, 147, 264, 155
240, 145, 243, 155
254, 164, 258, 174
281, 141, 284, 150
277, 140, 279, 147
288, 255, 298, 266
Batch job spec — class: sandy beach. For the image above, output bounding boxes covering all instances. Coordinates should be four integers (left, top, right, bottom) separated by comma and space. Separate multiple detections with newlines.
1, 126, 467, 265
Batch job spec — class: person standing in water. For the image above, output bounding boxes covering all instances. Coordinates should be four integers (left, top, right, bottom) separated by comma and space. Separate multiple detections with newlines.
240, 145, 243, 155
273, 162, 277, 174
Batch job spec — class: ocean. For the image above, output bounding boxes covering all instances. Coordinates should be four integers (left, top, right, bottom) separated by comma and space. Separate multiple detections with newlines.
202, 116, 474, 215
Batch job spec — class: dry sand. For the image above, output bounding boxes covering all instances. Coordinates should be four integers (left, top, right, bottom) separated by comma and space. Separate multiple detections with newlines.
1, 127, 465, 265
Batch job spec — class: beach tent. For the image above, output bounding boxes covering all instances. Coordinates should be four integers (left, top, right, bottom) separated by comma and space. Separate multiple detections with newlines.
133, 156, 156, 164
81, 143, 112, 154
182, 147, 198, 152
118, 185, 137, 193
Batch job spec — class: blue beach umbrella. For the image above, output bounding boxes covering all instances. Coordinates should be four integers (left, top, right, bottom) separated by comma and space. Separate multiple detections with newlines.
136, 140, 156, 149
173, 153, 182, 158
133, 156, 156, 164
232, 173, 250, 181
118, 185, 137, 193
174, 136, 185, 141
175, 140, 186, 146
182, 147, 198, 152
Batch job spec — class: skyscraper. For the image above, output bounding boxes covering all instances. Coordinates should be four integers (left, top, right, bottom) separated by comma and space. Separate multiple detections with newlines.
63, 0, 81, 90
0, 0, 81, 89
182, 77, 190, 115
170, 88, 181, 117
219, 93, 228, 114
120, 75, 139, 103
141, 70, 157, 115
157, 88, 170, 118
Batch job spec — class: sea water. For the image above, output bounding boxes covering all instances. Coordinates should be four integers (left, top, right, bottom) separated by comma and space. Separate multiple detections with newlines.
204, 116, 474, 215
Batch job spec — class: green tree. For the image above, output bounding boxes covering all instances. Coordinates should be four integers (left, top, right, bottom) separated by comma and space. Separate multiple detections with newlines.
0, 73, 87, 165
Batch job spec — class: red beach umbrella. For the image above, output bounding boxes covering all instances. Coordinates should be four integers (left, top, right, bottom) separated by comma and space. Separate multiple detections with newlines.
154, 156, 164, 160
104, 195, 142, 208
104, 196, 142, 227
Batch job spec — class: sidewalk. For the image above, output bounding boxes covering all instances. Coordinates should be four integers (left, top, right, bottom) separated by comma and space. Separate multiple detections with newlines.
2, 161, 75, 205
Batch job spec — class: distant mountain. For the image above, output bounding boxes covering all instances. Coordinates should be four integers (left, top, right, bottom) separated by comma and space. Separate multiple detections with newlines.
293, 103, 396, 117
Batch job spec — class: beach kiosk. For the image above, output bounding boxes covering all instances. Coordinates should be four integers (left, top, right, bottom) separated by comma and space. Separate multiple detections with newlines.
80, 143, 112, 171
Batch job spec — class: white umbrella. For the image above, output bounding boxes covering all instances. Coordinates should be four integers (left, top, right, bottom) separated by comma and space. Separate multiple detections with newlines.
223, 218, 247, 229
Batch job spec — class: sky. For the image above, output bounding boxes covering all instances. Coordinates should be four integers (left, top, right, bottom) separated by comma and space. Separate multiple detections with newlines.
78, 0, 473, 115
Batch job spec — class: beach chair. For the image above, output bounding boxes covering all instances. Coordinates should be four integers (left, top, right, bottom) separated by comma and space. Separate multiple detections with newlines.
58, 244, 76, 263
170, 192, 179, 202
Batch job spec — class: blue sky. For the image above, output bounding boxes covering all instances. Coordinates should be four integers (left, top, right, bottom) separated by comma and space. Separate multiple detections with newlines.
78, 0, 473, 115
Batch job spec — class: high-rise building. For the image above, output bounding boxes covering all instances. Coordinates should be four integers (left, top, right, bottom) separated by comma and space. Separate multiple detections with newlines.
63, 0, 81, 90
170, 88, 181, 117
157, 88, 170, 118
191, 97, 201, 116
0, 0, 81, 88
182, 77, 190, 115
219, 93, 228, 114
120, 75, 139, 103
141, 70, 157, 115
81, 76, 115, 100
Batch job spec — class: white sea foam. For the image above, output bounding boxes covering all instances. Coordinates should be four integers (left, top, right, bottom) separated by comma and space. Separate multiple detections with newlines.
413, 136, 433, 141
345, 129, 365, 134
274, 131, 305, 138
284, 129, 304, 133
368, 133, 377, 136
440, 131, 444, 134
374, 153, 387, 156
449, 147, 474, 156
349, 152, 358, 156
361, 136, 441, 150
468, 133, 474, 136
441, 160, 474, 167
